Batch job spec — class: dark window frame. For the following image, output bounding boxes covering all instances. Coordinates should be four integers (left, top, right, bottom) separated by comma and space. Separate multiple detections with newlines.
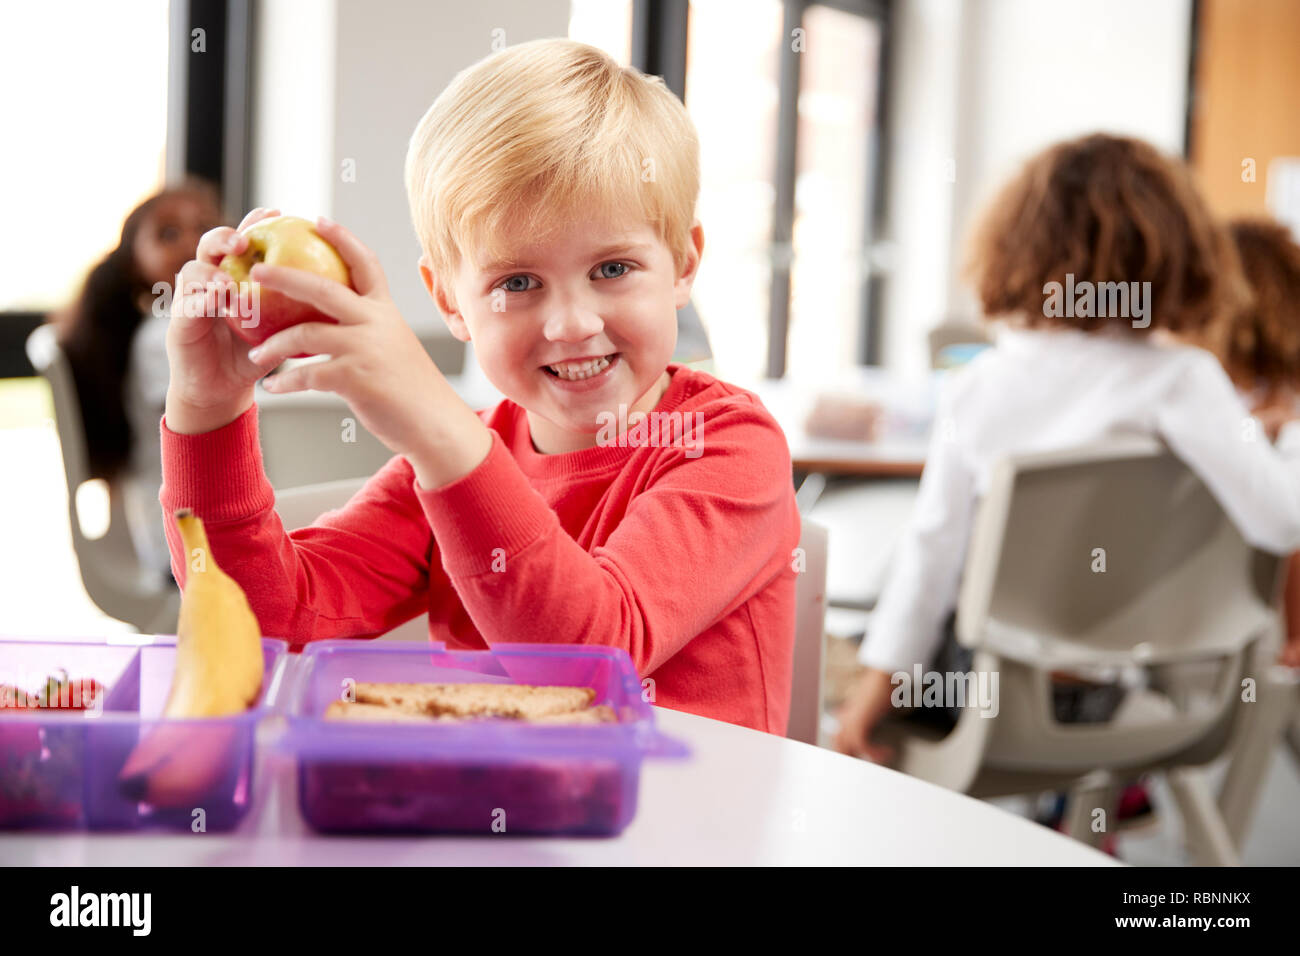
168, 0, 255, 219
1183, 0, 1201, 160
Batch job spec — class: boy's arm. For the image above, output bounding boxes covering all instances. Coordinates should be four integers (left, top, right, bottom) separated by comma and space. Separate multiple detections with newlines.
159, 403, 433, 640
413, 399, 798, 676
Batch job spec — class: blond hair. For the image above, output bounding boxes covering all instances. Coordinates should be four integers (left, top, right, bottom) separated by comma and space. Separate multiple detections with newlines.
405, 38, 700, 284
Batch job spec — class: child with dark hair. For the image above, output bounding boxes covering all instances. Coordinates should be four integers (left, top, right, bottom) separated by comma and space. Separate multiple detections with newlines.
53, 180, 222, 578
1205, 218, 1300, 666
834, 133, 1300, 762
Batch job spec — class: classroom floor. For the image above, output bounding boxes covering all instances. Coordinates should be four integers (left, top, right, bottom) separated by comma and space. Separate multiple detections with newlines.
4, 375, 1299, 863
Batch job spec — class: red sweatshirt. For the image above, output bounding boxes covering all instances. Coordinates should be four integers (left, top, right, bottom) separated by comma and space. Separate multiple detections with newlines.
159, 363, 801, 734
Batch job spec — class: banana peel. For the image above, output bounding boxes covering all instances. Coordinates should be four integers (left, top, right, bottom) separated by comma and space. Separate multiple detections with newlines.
118, 510, 265, 808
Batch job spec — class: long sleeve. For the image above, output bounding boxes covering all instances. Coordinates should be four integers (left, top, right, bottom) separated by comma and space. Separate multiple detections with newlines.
159, 403, 433, 641
1156, 350, 1300, 555
858, 378, 978, 672
413, 400, 797, 676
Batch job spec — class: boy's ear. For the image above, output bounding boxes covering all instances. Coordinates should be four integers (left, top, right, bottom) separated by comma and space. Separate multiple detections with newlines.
673, 221, 705, 310
419, 254, 470, 342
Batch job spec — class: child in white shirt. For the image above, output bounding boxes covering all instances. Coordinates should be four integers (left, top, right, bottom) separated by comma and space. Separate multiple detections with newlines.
834, 134, 1300, 762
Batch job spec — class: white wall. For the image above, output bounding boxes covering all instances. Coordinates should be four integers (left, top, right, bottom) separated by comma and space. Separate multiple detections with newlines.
251, 0, 570, 337
881, 0, 1194, 374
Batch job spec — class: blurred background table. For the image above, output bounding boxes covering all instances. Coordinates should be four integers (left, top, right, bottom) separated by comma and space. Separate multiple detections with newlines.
742, 367, 933, 479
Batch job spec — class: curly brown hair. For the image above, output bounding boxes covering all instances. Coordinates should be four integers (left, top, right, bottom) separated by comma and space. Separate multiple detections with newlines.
965, 133, 1248, 338
1213, 219, 1300, 390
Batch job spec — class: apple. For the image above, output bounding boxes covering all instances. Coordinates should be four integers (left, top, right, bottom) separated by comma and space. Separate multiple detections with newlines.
218, 215, 352, 355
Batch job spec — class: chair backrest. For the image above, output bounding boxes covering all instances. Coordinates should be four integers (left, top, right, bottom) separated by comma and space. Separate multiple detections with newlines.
957, 437, 1280, 668
273, 476, 368, 530
274, 478, 429, 641
954, 438, 1282, 771
25, 324, 177, 632
26, 324, 90, 499
787, 518, 828, 745
927, 319, 992, 369
256, 388, 398, 488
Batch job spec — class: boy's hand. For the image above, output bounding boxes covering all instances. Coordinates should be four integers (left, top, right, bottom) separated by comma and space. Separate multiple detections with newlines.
246, 217, 491, 485
165, 207, 283, 434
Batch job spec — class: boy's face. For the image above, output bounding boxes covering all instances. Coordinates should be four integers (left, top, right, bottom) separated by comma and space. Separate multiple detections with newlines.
422, 213, 704, 454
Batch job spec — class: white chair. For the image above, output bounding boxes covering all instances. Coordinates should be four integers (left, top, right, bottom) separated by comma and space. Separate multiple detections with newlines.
254, 330, 468, 488
275, 480, 831, 736
255, 388, 398, 489
787, 518, 829, 745
927, 318, 992, 369
24, 324, 179, 633
878, 437, 1287, 865
273, 477, 429, 642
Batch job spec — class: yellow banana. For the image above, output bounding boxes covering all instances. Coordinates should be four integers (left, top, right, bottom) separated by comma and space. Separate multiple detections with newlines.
118, 509, 264, 807
163, 508, 264, 718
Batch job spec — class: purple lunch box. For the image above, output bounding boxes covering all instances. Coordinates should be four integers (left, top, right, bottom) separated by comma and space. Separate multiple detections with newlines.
0, 637, 287, 831
275, 641, 689, 836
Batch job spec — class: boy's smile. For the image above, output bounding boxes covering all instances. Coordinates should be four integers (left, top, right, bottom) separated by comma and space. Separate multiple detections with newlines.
424, 213, 703, 454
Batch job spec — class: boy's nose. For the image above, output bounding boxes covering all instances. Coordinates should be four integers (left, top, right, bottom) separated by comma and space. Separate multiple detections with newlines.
542, 304, 604, 342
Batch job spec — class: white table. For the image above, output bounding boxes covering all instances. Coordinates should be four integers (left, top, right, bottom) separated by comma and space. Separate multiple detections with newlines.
6, 709, 1115, 866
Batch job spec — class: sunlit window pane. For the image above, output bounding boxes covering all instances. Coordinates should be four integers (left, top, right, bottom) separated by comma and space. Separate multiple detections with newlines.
787, 4, 879, 383
0, 0, 170, 311
684, 0, 784, 382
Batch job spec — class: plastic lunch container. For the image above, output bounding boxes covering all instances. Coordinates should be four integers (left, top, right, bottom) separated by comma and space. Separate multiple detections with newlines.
276, 641, 689, 835
0, 637, 287, 831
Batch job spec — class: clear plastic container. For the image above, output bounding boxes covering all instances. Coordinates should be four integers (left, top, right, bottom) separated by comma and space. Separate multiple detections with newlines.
276, 641, 689, 835
0, 637, 287, 831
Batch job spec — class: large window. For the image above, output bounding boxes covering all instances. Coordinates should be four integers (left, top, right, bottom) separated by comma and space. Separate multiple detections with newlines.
0, 1, 171, 312
786, 4, 882, 382
570, 0, 891, 382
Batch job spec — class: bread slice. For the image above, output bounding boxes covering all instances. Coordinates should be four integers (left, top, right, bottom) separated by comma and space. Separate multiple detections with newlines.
323, 699, 618, 726
353, 682, 597, 720
324, 700, 453, 723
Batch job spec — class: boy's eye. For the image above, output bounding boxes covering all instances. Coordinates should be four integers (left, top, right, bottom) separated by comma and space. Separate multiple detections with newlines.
495, 262, 632, 294
499, 275, 538, 293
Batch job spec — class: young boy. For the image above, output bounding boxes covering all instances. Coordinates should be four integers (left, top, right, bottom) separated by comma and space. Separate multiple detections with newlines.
159, 39, 801, 734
